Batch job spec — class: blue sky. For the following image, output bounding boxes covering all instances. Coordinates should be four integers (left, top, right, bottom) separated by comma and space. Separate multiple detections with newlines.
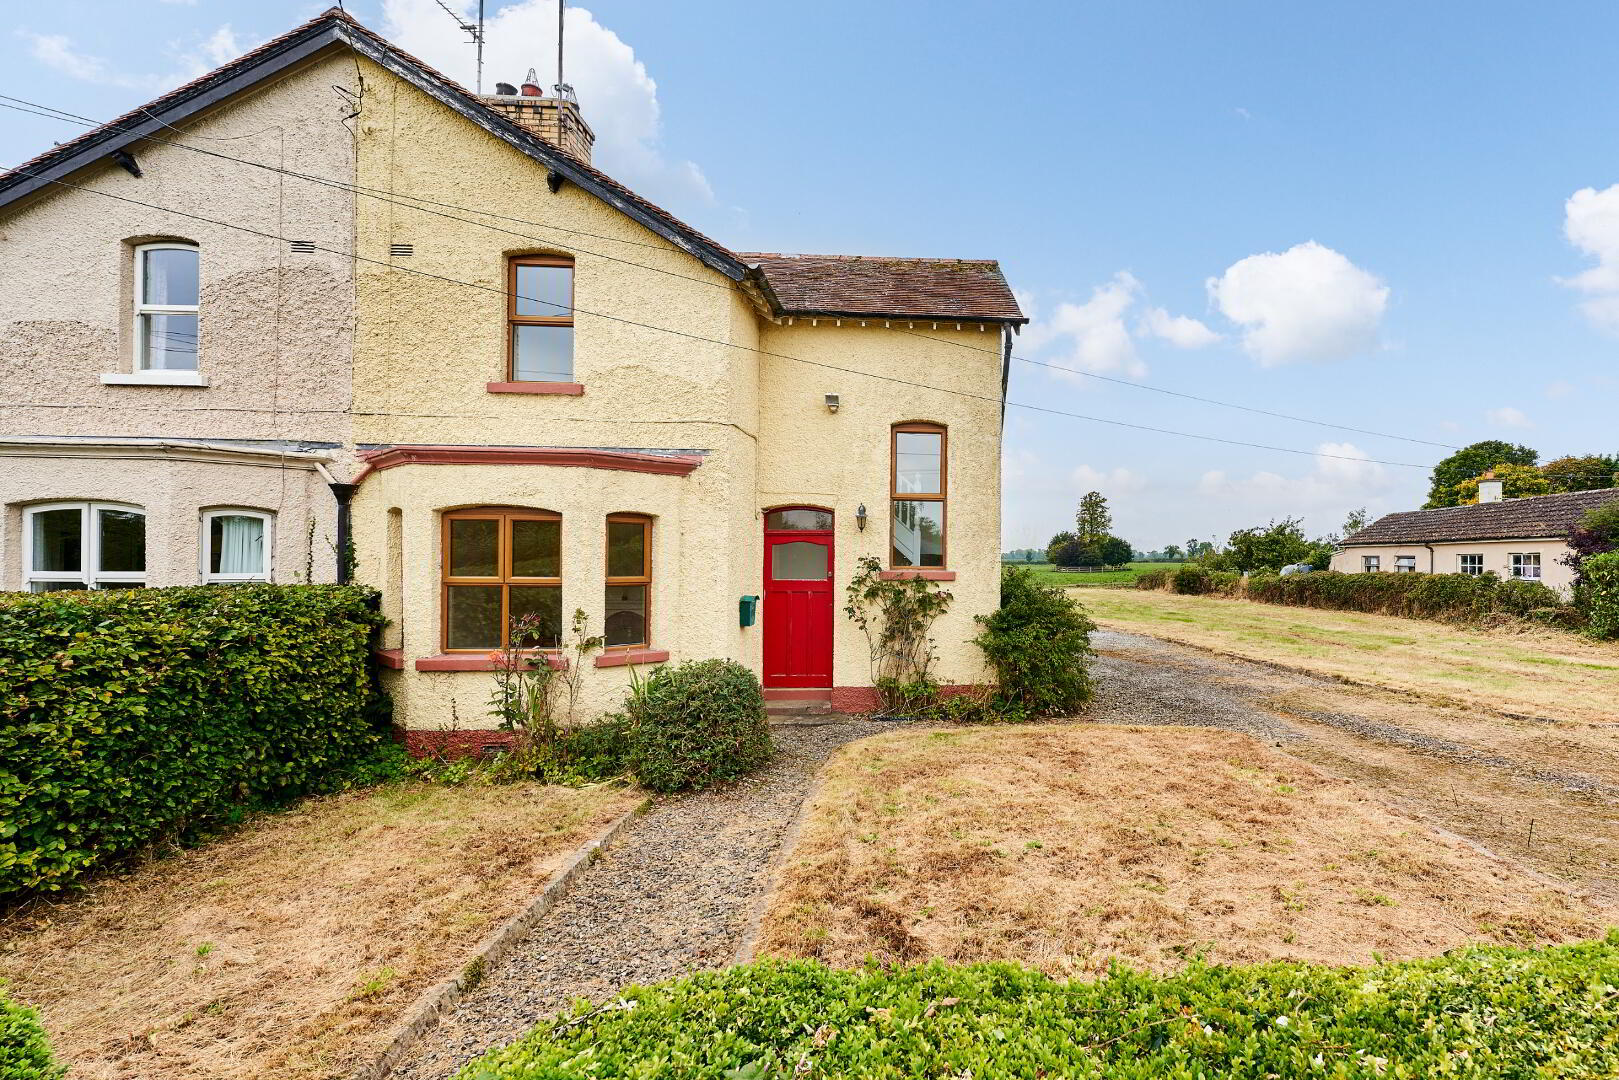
5, 1, 1617, 551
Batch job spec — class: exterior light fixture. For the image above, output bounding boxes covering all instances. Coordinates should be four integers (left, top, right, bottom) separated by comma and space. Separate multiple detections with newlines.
824, 393, 840, 413
856, 503, 867, 531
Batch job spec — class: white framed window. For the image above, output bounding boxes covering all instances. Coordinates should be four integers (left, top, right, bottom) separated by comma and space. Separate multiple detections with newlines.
22, 502, 146, 591
1361, 555, 1381, 572
1394, 555, 1417, 573
134, 243, 199, 371
201, 509, 273, 582
1510, 552, 1541, 580
1458, 554, 1484, 576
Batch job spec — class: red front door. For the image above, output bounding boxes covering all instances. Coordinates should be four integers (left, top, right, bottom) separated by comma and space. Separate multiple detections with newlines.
762, 509, 834, 688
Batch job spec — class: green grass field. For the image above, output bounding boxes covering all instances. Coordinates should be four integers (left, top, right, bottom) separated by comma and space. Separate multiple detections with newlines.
1006, 560, 1182, 587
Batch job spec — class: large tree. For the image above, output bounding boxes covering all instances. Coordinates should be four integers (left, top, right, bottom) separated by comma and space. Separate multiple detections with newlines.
1099, 535, 1134, 567
1453, 462, 1551, 504
1341, 507, 1369, 537
1425, 441, 1538, 508
1542, 454, 1619, 493
1076, 491, 1112, 544
1045, 531, 1078, 564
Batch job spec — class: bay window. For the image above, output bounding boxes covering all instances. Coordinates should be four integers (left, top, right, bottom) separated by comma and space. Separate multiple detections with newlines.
202, 509, 272, 582
134, 243, 199, 370
441, 507, 562, 651
605, 515, 651, 648
508, 255, 575, 382
891, 422, 946, 568
23, 502, 146, 591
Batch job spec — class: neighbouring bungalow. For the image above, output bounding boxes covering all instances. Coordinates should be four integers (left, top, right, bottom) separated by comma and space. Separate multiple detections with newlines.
0, 9, 1025, 752
1331, 475, 1619, 595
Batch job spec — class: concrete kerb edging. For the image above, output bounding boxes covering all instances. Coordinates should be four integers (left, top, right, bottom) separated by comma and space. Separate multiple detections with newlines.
353, 795, 653, 1080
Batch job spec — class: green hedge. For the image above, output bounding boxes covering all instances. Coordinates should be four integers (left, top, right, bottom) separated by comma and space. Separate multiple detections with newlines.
0, 991, 63, 1080
1244, 570, 1577, 627
1579, 551, 1619, 639
622, 659, 772, 793
457, 935, 1619, 1079
0, 585, 387, 899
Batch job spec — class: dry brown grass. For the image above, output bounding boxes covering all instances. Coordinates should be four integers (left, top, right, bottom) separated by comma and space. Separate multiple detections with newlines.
1080, 588, 1619, 723
757, 726, 1609, 976
0, 781, 640, 1080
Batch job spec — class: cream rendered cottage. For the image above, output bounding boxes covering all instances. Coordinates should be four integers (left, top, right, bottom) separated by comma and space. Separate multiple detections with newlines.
0, 9, 1025, 751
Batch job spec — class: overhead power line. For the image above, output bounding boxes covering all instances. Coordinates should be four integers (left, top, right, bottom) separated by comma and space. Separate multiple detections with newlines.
0, 158, 1443, 472
0, 93, 1469, 455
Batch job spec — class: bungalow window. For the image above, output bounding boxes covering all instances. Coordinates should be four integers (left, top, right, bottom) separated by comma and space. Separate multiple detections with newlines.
1361, 555, 1380, 573
23, 502, 146, 591
134, 243, 199, 370
605, 515, 651, 648
891, 422, 946, 568
1394, 555, 1417, 573
1510, 552, 1541, 580
508, 256, 574, 382
202, 509, 272, 582
441, 508, 561, 651
1458, 554, 1484, 575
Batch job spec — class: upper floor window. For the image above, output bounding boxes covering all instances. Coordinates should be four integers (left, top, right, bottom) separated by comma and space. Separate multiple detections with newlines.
1510, 552, 1541, 580
508, 256, 574, 383
1361, 555, 1381, 572
891, 422, 946, 568
1458, 554, 1484, 576
605, 515, 652, 648
135, 243, 199, 371
442, 507, 561, 652
202, 509, 273, 583
23, 502, 146, 591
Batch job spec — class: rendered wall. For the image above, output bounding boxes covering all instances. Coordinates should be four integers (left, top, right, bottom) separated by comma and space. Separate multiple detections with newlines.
1330, 539, 1577, 595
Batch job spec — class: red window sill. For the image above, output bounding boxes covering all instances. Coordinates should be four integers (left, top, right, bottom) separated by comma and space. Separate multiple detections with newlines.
594, 648, 670, 668
879, 569, 956, 581
374, 648, 404, 669
414, 652, 569, 671
486, 381, 585, 395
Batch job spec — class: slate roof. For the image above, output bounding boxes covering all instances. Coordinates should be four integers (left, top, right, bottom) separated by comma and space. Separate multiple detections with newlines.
1342, 488, 1619, 546
738, 253, 1026, 324
0, 9, 1024, 324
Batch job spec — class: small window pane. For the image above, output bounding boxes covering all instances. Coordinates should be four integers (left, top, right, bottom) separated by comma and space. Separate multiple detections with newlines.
209, 515, 264, 576
771, 540, 828, 581
509, 586, 562, 648
891, 500, 943, 568
607, 520, 646, 578
765, 509, 832, 530
97, 509, 146, 573
143, 247, 198, 306
512, 324, 574, 381
511, 519, 561, 578
895, 432, 942, 494
31, 581, 86, 593
446, 585, 502, 650
514, 263, 572, 318
449, 519, 500, 577
31, 508, 82, 573
604, 584, 647, 647
140, 312, 199, 370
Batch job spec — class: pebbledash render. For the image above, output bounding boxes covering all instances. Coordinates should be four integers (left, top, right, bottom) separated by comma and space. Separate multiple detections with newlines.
0, 8, 1026, 752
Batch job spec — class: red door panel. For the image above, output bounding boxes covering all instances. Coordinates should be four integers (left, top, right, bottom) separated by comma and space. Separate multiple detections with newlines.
763, 525, 833, 688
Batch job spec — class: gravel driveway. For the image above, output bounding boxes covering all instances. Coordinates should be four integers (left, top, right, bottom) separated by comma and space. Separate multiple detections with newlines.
389, 717, 899, 1080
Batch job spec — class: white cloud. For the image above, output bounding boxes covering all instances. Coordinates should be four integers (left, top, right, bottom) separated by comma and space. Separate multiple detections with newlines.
1207, 241, 1389, 365
16, 24, 256, 91
1022, 272, 1215, 382
1071, 464, 1148, 494
16, 31, 131, 86
1197, 442, 1391, 510
381, 0, 716, 212
1560, 184, 1619, 332
1486, 405, 1532, 428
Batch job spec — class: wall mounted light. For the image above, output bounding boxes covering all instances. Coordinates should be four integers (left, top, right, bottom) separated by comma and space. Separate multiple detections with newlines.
824, 393, 840, 413
856, 503, 867, 531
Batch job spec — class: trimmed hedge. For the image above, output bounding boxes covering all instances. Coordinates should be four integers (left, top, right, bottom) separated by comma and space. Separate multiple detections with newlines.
0, 991, 63, 1080
973, 567, 1096, 719
455, 935, 1619, 1079
622, 659, 772, 793
0, 585, 387, 899
1244, 570, 1577, 626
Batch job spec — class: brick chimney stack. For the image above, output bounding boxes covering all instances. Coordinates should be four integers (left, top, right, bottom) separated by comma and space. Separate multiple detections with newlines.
480, 67, 595, 164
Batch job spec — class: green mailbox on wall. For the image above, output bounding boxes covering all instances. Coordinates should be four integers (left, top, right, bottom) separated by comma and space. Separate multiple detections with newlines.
739, 595, 759, 627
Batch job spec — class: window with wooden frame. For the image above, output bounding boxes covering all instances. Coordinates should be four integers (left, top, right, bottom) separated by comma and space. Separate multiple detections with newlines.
441, 507, 562, 652
890, 422, 946, 568
508, 255, 575, 382
605, 514, 651, 648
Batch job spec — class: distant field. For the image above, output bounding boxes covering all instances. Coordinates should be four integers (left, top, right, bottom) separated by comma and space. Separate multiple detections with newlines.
1006, 560, 1181, 587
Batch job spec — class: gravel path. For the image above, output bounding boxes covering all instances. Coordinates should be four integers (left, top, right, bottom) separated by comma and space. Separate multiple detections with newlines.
389, 718, 899, 1080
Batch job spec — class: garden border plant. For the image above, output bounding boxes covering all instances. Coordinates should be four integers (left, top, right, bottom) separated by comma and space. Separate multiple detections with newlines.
843, 555, 954, 716
971, 566, 1097, 720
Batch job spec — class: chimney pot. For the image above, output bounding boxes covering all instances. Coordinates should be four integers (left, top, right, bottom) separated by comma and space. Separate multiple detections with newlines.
521, 66, 543, 96
494, 81, 518, 96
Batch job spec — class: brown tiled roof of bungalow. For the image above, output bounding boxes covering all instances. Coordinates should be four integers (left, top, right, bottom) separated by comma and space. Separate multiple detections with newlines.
1342, 487, 1619, 546
738, 253, 1027, 324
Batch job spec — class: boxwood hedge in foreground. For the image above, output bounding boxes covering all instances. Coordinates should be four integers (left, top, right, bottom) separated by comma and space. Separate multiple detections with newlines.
0, 989, 64, 1080
457, 934, 1618, 1079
